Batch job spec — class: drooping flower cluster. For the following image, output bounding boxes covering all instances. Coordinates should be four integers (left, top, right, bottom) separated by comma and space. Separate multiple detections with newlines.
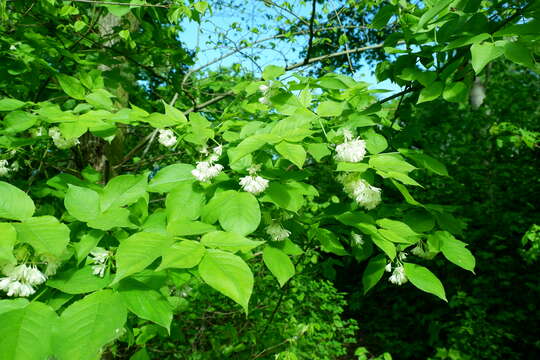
266, 222, 291, 242
239, 164, 269, 195
411, 244, 430, 259
192, 144, 224, 182
258, 83, 270, 104
157, 129, 177, 147
48, 127, 80, 149
351, 233, 364, 247
0, 159, 9, 177
89, 247, 109, 278
334, 130, 366, 163
338, 173, 382, 210
385, 252, 408, 286
0, 264, 47, 297
388, 265, 407, 285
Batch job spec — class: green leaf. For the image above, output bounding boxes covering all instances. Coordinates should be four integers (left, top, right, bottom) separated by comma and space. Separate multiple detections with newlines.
317, 100, 344, 117
165, 182, 204, 222
113, 232, 174, 284
403, 263, 447, 301
0, 299, 29, 315
391, 180, 423, 206
87, 207, 134, 231
2, 111, 36, 134
315, 228, 348, 256
14, 216, 69, 258
201, 231, 263, 253
53, 290, 127, 360
371, 233, 396, 260
0, 302, 57, 360
376, 219, 418, 238
167, 220, 216, 236
362, 254, 386, 294
57, 74, 86, 100
436, 231, 475, 272
263, 245, 295, 287
218, 192, 261, 236
363, 128, 388, 154
85, 89, 114, 110
336, 162, 370, 172
261, 182, 306, 212
504, 42, 534, 68
443, 82, 468, 103
470, 42, 504, 74
156, 240, 206, 271
73, 230, 104, 265
275, 141, 306, 168
398, 149, 448, 176
369, 154, 416, 173
198, 249, 254, 313
64, 185, 101, 222
418, 0, 452, 28
418, 81, 443, 103
47, 266, 111, 294
306, 143, 331, 161
403, 209, 435, 232
0, 98, 26, 111
118, 279, 173, 332
163, 102, 188, 124
0, 223, 17, 266
228, 134, 281, 164
262, 65, 285, 80
0, 181, 35, 221
148, 164, 195, 193
371, 4, 395, 29
101, 174, 147, 211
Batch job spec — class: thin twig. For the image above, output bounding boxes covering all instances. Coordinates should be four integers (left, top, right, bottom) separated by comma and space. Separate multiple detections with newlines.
261, 0, 310, 26
67, 0, 170, 8
331, 1, 355, 74
304, 0, 317, 64
286, 43, 385, 71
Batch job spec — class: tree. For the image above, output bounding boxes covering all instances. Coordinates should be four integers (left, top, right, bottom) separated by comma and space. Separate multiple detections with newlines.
0, 0, 537, 359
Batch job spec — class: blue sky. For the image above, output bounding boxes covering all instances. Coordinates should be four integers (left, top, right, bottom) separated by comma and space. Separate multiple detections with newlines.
180, 1, 401, 93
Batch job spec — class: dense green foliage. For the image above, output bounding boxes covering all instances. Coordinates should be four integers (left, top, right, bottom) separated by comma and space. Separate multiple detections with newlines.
0, 0, 538, 359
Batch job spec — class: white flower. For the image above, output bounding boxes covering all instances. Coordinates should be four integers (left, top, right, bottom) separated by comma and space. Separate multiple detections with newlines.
25, 266, 47, 285
92, 263, 106, 278
258, 96, 269, 104
48, 127, 79, 149
199, 145, 210, 156
352, 233, 364, 247
385, 263, 392, 273
9, 264, 30, 281
339, 174, 382, 210
158, 129, 177, 147
89, 247, 109, 264
398, 252, 408, 261
0, 277, 13, 291
239, 175, 269, 195
388, 265, 408, 285
0, 264, 45, 297
45, 261, 60, 276
247, 164, 261, 175
192, 161, 224, 182
266, 222, 291, 242
30, 126, 45, 137
0, 160, 10, 176
335, 131, 366, 163
259, 84, 269, 93
213, 144, 223, 156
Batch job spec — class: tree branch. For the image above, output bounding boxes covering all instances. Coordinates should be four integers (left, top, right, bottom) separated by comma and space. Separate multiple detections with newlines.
286, 43, 385, 71
67, 0, 170, 8
304, 0, 317, 64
